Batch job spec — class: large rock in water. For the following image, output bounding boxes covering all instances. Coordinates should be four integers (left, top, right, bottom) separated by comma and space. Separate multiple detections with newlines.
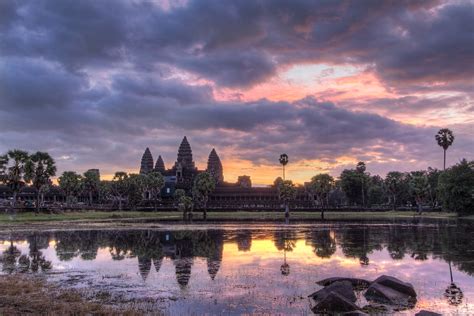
309, 281, 357, 302
364, 283, 416, 308
311, 292, 360, 314
415, 311, 442, 316
372, 275, 417, 298
317, 277, 371, 288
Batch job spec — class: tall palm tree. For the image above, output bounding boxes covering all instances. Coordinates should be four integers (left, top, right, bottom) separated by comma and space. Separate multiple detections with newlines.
279, 154, 289, 180
25, 151, 57, 214
435, 128, 455, 170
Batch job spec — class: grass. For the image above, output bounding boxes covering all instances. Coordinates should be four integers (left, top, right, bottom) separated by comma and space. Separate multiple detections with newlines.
0, 210, 463, 226
0, 275, 140, 315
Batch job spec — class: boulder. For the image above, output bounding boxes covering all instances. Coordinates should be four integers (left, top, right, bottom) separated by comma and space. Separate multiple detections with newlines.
317, 277, 371, 289
311, 292, 360, 314
309, 280, 356, 302
343, 312, 368, 316
372, 275, 417, 298
415, 311, 442, 316
364, 283, 416, 308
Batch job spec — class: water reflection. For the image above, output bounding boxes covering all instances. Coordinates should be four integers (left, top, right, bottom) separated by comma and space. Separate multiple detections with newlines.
0, 221, 473, 314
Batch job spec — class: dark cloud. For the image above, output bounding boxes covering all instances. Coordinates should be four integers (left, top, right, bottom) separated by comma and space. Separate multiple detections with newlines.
2, 0, 471, 90
0, 58, 85, 109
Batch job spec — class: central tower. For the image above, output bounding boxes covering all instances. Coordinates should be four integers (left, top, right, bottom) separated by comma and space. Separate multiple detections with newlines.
174, 136, 196, 170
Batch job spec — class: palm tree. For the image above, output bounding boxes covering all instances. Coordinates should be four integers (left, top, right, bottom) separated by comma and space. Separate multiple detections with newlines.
2, 150, 30, 211
435, 128, 455, 170
279, 154, 289, 180
25, 151, 57, 214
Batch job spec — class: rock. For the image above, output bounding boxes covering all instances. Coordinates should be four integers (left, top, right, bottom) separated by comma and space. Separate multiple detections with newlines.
311, 292, 360, 314
309, 280, 357, 302
372, 275, 417, 298
364, 283, 416, 308
343, 311, 368, 316
361, 303, 388, 314
415, 311, 442, 316
317, 277, 371, 289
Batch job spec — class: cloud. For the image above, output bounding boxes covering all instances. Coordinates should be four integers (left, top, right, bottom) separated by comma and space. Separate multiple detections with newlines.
0, 0, 473, 181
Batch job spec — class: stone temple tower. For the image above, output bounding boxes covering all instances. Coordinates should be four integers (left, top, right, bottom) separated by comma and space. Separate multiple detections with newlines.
140, 147, 154, 174
174, 136, 196, 170
155, 155, 166, 173
207, 148, 224, 184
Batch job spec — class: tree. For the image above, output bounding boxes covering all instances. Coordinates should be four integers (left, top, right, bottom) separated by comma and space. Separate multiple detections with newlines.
340, 168, 368, 206
409, 171, 430, 214
192, 172, 216, 220
58, 171, 82, 207
438, 159, 474, 214
435, 128, 455, 170
356, 162, 367, 206
175, 189, 193, 221
385, 172, 406, 210
25, 152, 57, 214
277, 180, 297, 219
126, 174, 147, 210
110, 172, 129, 211
145, 171, 165, 211
82, 170, 100, 206
426, 167, 441, 208
1, 150, 30, 211
308, 174, 335, 219
367, 175, 385, 207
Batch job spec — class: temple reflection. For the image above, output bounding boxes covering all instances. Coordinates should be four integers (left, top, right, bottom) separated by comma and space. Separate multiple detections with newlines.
1, 220, 473, 292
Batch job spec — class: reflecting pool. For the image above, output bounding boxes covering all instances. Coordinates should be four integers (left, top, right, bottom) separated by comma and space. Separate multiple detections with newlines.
1, 220, 473, 315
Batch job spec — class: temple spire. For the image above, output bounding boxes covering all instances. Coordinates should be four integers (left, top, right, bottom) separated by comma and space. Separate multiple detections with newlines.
140, 147, 154, 174
175, 136, 195, 170
207, 148, 224, 183
155, 155, 166, 173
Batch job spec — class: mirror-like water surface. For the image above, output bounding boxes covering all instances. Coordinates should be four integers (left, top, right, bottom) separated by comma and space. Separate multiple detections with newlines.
1, 221, 473, 315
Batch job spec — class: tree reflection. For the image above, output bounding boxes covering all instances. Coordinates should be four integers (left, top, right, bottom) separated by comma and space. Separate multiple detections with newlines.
274, 230, 296, 276
308, 230, 336, 258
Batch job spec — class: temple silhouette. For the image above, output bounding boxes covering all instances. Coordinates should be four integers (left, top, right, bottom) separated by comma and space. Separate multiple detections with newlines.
139, 137, 311, 208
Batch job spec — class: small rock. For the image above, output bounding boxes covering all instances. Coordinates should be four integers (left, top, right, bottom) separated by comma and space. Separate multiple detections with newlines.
312, 292, 360, 314
415, 311, 442, 316
372, 275, 417, 298
309, 280, 357, 302
317, 277, 371, 289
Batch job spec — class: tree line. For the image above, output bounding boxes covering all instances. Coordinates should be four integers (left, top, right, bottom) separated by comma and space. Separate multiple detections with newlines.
1, 128, 472, 216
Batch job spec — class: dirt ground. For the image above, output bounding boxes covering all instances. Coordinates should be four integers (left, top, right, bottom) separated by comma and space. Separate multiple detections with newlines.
0, 274, 143, 315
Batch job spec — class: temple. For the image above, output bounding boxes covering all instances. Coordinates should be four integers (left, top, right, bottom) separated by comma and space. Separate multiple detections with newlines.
139, 137, 312, 208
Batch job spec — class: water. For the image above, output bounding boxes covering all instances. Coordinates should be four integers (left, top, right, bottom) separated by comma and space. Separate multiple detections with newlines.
1, 220, 473, 315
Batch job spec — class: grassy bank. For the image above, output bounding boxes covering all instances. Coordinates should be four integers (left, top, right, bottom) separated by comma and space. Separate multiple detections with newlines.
0, 275, 138, 315
0, 210, 464, 226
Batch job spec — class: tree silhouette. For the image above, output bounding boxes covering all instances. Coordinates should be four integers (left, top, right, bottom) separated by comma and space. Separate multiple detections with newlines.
192, 172, 216, 220
1, 150, 29, 213
25, 151, 57, 214
435, 128, 455, 170
58, 171, 83, 207
308, 174, 335, 219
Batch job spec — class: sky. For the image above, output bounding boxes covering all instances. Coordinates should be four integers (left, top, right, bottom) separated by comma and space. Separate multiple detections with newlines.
0, 0, 473, 185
